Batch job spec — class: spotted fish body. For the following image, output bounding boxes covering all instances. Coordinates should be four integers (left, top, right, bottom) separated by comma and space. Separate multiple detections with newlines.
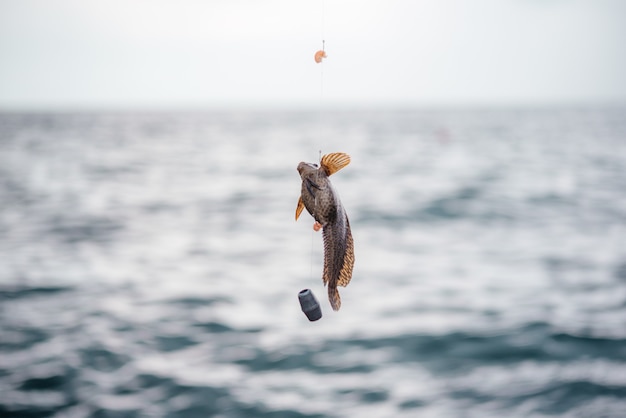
296, 153, 354, 311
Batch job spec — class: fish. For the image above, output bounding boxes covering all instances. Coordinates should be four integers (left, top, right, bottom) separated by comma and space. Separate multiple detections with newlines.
296, 152, 354, 311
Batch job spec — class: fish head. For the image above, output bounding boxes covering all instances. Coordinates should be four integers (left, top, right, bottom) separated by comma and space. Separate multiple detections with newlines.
297, 161, 319, 179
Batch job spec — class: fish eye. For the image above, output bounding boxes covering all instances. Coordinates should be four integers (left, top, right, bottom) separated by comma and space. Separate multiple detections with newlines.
308, 163, 318, 168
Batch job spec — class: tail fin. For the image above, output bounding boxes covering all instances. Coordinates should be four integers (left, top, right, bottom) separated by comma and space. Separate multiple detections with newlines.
328, 285, 341, 311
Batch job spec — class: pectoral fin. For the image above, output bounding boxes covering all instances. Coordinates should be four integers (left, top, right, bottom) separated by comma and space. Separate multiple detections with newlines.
321, 152, 351, 176
295, 197, 305, 221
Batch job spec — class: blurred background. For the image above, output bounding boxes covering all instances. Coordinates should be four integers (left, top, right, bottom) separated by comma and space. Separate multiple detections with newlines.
1, 1, 625, 417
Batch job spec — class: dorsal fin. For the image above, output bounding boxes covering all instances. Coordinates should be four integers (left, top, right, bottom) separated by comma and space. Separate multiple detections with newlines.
320, 152, 351, 176
337, 217, 354, 287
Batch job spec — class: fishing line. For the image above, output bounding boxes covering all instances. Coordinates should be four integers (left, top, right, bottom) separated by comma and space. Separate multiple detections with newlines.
315, 0, 326, 162
310, 192, 319, 281
321, 0, 325, 42
310, 226, 315, 280
316, 0, 326, 143
320, 0, 325, 93
310, 1, 326, 282
320, 40, 325, 99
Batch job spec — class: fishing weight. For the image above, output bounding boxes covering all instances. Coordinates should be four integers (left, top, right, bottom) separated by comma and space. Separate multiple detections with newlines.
298, 289, 322, 321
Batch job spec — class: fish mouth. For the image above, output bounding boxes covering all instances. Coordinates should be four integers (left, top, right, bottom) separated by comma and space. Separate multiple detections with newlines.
297, 162, 318, 174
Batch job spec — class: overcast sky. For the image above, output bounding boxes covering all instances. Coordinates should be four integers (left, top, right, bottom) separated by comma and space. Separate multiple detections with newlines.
1, 0, 625, 110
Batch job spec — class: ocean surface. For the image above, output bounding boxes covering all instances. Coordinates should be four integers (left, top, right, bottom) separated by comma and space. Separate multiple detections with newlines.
1, 107, 625, 418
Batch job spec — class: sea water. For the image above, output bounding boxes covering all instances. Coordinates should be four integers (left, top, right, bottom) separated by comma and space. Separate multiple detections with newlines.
1, 107, 625, 417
